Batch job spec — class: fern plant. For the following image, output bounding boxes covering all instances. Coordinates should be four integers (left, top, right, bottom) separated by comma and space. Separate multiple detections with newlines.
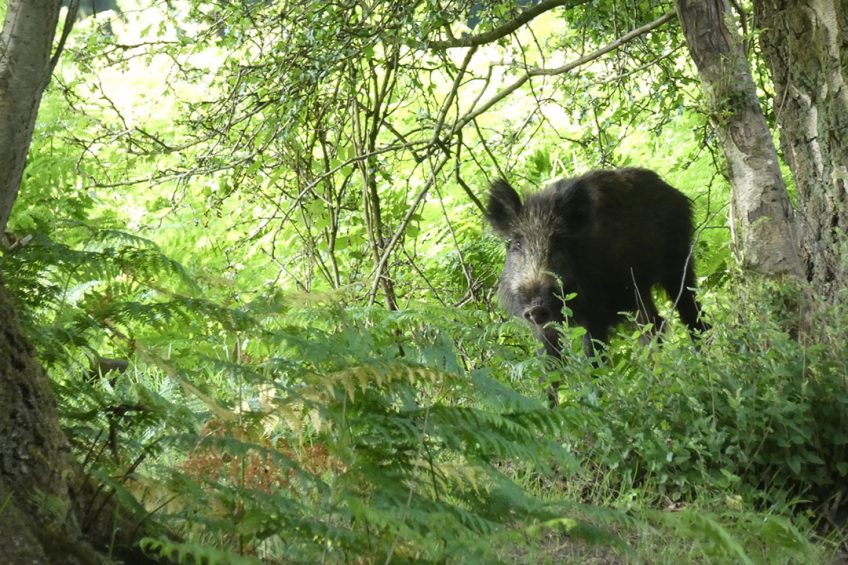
129, 301, 624, 563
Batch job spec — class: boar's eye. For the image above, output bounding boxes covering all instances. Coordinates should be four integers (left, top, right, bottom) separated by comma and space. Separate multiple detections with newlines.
508, 238, 523, 252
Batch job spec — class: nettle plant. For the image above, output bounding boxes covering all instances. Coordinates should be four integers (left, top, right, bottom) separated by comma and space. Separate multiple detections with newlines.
558, 280, 848, 511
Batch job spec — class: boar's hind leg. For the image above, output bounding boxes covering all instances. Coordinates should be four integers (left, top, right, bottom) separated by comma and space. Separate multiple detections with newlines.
582, 325, 609, 359
547, 382, 560, 408
635, 286, 665, 339
664, 264, 709, 337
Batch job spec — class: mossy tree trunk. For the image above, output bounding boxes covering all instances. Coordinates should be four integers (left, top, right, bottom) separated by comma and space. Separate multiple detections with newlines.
753, 0, 848, 302
675, 0, 804, 277
0, 284, 109, 563
0, 1, 116, 562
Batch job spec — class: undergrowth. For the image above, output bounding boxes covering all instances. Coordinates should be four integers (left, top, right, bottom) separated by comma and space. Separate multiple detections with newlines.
555, 278, 848, 514
59, 299, 625, 563
15, 275, 840, 563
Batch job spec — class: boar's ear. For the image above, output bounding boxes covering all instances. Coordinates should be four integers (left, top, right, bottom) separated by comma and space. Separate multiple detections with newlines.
486, 179, 522, 237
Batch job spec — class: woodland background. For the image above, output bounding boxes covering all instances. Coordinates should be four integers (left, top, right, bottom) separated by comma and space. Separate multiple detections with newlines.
0, 0, 846, 563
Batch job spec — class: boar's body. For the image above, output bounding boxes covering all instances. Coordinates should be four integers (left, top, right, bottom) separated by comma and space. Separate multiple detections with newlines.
487, 168, 707, 359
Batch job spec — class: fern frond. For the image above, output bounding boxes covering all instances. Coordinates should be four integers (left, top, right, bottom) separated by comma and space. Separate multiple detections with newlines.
139, 538, 264, 565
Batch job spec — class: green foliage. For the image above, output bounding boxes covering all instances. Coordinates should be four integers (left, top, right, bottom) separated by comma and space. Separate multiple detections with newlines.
556, 278, 848, 511
647, 507, 817, 565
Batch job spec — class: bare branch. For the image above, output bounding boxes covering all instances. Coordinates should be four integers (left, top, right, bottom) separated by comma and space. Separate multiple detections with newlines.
50, 0, 78, 74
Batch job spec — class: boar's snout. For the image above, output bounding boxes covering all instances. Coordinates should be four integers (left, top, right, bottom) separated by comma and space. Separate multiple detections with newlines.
516, 278, 561, 327
523, 304, 553, 325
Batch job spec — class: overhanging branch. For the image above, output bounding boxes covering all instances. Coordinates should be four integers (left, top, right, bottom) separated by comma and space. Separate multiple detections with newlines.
428, 0, 589, 49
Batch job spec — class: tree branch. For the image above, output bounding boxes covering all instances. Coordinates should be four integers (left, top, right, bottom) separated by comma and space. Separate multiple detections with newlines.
429, 45, 478, 147
50, 0, 78, 74
428, 0, 589, 49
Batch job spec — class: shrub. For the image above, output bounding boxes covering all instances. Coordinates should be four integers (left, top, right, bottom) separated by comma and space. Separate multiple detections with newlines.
556, 278, 848, 514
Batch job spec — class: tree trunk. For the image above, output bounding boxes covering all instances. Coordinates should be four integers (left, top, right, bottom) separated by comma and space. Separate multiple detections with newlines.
753, 0, 848, 302
0, 0, 63, 234
0, 1, 93, 560
0, 282, 110, 563
675, 0, 803, 277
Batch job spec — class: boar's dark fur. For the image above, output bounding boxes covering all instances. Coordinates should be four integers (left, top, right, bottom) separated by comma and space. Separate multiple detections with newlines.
486, 167, 708, 370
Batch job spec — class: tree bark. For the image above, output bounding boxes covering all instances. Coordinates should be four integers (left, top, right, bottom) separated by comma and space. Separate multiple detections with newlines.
0, 0, 63, 234
0, 282, 110, 563
675, 0, 803, 277
753, 0, 848, 302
